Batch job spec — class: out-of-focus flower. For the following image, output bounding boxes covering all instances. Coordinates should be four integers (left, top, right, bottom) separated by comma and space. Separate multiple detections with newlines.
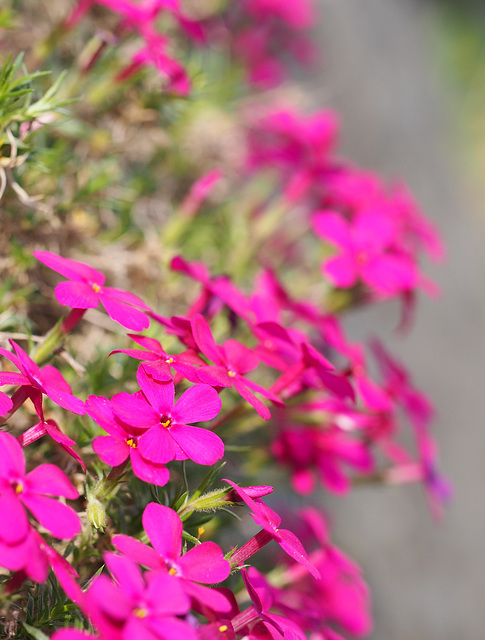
34, 250, 151, 331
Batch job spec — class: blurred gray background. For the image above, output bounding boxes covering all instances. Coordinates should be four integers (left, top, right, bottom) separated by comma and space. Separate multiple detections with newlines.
306, 1, 485, 638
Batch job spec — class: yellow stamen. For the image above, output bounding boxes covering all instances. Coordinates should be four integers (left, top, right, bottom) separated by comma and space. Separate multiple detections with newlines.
168, 568, 177, 575
161, 419, 171, 428
228, 370, 236, 378
126, 438, 137, 448
219, 625, 228, 633
166, 357, 174, 364
92, 283, 101, 293
15, 482, 23, 494
133, 607, 147, 619
197, 526, 205, 540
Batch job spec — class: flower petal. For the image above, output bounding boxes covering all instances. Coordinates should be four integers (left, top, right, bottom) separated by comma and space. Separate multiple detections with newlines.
138, 425, 176, 464
86, 395, 127, 437
34, 250, 105, 284
172, 384, 221, 424
104, 552, 145, 601
93, 435, 130, 466
142, 502, 182, 560
276, 528, 320, 579
111, 534, 161, 570
102, 287, 151, 310
99, 294, 150, 331
179, 541, 230, 584
0, 391, 12, 414
137, 369, 174, 415
55, 280, 99, 309
130, 449, 170, 486
184, 582, 232, 612
0, 492, 29, 544
191, 314, 224, 364
0, 431, 26, 477
145, 572, 190, 615
323, 254, 358, 288
22, 494, 81, 539
232, 376, 271, 420
25, 464, 78, 499
170, 425, 224, 465
111, 392, 160, 429
44, 384, 85, 415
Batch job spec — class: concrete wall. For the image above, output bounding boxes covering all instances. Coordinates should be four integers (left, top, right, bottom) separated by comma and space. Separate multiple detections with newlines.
307, 2, 485, 638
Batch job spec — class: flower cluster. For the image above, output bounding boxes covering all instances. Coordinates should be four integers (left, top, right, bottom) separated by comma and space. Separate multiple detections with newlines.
0, 2, 447, 639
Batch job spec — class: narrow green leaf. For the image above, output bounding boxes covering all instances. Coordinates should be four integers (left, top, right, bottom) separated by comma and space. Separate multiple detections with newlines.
22, 622, 50, 640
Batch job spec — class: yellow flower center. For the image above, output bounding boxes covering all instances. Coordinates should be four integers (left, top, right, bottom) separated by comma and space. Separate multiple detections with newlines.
166, 357, 174, 364
92, 283, 101, 293
168, 568, 177, 575
161, 418, 172, 428
126, 438, 137, 448
14, 481, 23, 494
133, 607, 147, 619
219, 625, 228, 633
228, 370, 236, 378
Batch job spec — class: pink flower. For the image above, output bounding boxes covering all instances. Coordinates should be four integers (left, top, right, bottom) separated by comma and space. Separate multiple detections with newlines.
247, 108, 338, 201
84, 552, 198, 640
225, 480, 319, 579
112, 502, 231, 611
191, 313, 283, 420
239, 567, 306, 640
87, 394, 170, 487
0, 432, 80, 547
0, 340, 85, 415
276, 508, 373, 637
312, 209, 418, 296
33, 250, 151, 331
245, 0, 314, 29
110, 368, 224, 465
272, 423, 373, 495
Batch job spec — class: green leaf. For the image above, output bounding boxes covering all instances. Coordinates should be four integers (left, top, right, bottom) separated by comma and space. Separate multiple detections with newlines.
190, 461, 226, 502
22, 622, 50, 640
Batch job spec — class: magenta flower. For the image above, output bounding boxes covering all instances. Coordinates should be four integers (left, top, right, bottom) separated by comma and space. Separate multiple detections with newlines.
224, 480, 319, 579
312, 209, 418, 296
272, 424, 374, 495
110, 368, 224, 465
0, 432, 80, 546
277, 507, 373, 638
191, 313, 283, 420
239, 567, 306, 640
171, 256, 250, 321
84, 552, 198, 640
112, 502, 231, 611
123, 35, 191, 95
87, 395, 170, 487
33, 250, 151, 331
0, 340, 85, 415
247, 108, 337, 201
